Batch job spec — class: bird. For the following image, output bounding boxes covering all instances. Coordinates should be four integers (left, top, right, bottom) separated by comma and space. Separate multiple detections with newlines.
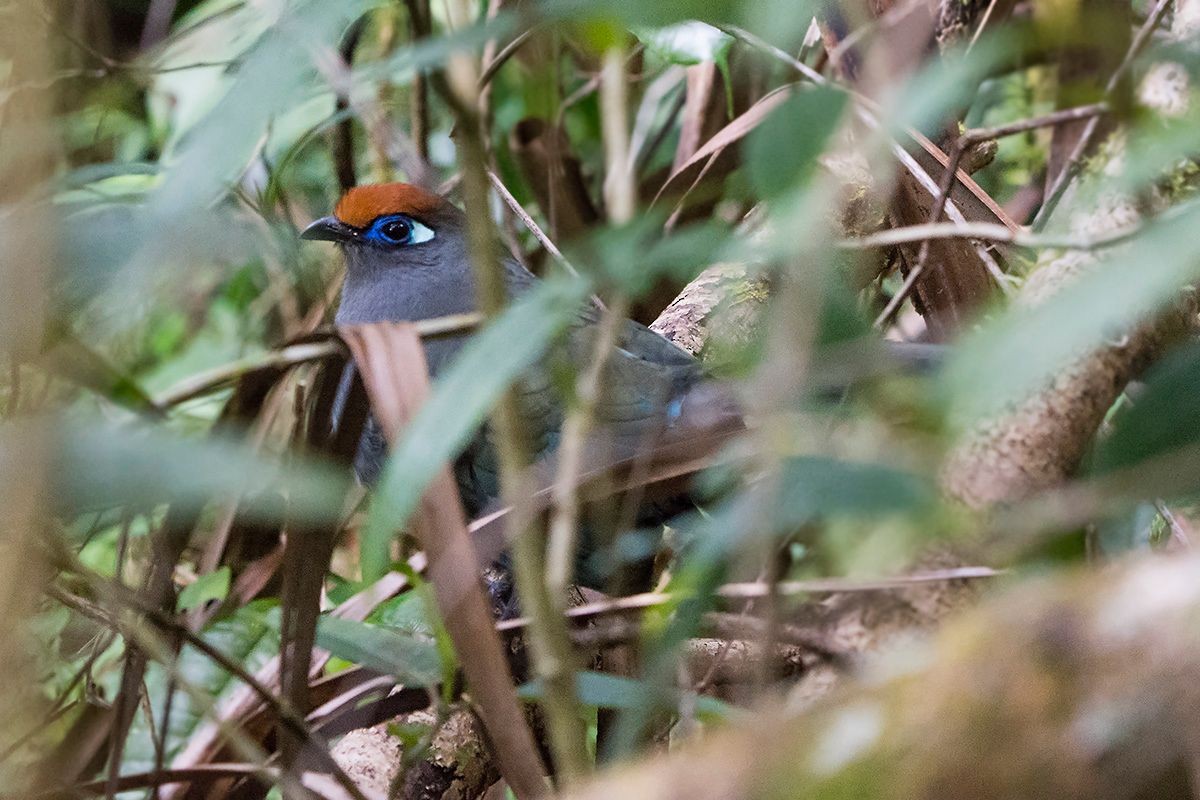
302, 182, 731, 609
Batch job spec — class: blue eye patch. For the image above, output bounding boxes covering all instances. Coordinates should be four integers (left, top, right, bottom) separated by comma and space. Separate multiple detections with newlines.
363, 214, 436, 246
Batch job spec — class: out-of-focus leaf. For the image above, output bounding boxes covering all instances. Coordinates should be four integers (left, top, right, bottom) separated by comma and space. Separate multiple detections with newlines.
315, 615, 442, 686
944, 202, 1200, 422
351, 13, 516, 87
36, 329, 160, 413
177, 566, 232, 611
881, 32, 1014, 139
772, 456, 933, 528
568, 218, 732, 295
518, 670, 731, 719
683, 455, 931, 563
29, 419, 351, 522
147, 0, 280, 153
746, 85, 847, 200
638, 22, 733, 66
1093, 342, 1200, 473
361, 277, 590, 581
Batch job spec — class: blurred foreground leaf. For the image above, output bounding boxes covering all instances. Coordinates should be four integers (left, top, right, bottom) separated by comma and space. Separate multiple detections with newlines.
519, 670, 731, 719
26, 419, 352, 523
945, 202, 1200, 422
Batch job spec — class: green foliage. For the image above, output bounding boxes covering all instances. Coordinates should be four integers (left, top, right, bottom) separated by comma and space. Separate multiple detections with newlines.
45, 421, 352, 523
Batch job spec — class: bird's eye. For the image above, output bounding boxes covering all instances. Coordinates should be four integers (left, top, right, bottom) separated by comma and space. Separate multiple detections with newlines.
380, 218, 411, 243
366, 214, 436, 246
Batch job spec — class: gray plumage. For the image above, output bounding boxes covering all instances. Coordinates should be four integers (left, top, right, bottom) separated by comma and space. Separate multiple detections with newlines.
308, 187, 705, 525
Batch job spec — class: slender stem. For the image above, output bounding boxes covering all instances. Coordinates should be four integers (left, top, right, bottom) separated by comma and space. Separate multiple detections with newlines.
44, 583, 342, 800
600, 46, 636, 224
30, 764, 280, 800
479, 27, 537, 90
546, 42, 636, 593
486, 169, 574, 272
543, 42, 636, 780
964, 102, 1107, 144
332, 16, 366, 192
495, 567, 1004, 633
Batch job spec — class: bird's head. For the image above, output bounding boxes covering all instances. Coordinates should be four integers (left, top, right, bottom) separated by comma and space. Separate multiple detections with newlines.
302, 182, 475, 326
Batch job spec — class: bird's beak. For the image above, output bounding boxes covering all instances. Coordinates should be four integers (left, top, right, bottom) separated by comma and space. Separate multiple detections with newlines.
300, 216, 356, 243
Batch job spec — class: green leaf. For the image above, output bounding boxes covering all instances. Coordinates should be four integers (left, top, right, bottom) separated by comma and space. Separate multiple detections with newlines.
568, 218, 731, 295
881, 32, 1014, 139
367, 590, 436, 638
360, 277, 591, 581
177, 566, 232, 611
746, 85, 848, 200
315, 615, 442, 686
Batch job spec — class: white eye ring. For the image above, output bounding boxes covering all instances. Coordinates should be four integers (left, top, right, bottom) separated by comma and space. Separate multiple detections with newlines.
408, 218, 435, 244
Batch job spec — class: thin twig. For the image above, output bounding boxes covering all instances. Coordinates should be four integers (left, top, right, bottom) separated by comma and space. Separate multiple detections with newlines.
404, 0, 432, 163
29, 764, 280, 800
545, 295, 630, 605
846, 218, 1144, 250
723, 26, 1014, 316
48, 580, 371, 800
486, 170, 573, 271
332, 16, 367, 193
874, 139, 969, 329
965, 102, 1108, 144
478, 27, 537, 90
155, 314, 481, 408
